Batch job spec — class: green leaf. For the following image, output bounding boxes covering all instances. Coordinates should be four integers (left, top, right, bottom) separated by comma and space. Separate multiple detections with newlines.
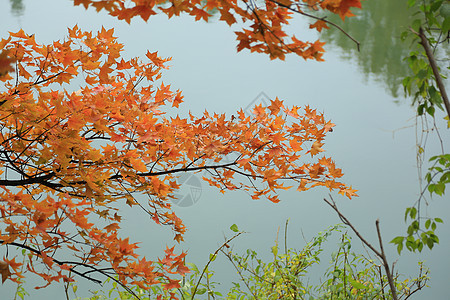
431, 0, 443, 12
428, 183, 436, 194
230, 224, 239, 232
428, 86, 442, 105
187, 262, 199, 273
426, 105, 435, 116
425, 172, 432, 183
430, 233, 439, 243
417, 241, 424, 252
273, 270, 282, 282
434, 183, 445, 195
390, 236, 404, 244
435, 217, 443, 223
271, 245, 278, 257
405, 207, 411, 221
408, 0, 416, 8
441, 172, 450, 183
418, 103, 425, 115
209, 253, 217, 262
410, 207, 417, 219
349, 278, 369, 289
442, 16, 450, 32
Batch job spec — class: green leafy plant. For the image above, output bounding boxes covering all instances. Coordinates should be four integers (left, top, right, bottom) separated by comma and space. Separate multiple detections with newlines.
393, 0, 449, 254
223, 224, 340, 299
401, 0, 449, 119
70, 222, 428, 300
427, 154, 450, 196
316, 234, 428, 299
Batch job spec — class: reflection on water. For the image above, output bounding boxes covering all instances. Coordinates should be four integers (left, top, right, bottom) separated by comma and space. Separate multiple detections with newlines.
321, 0, 415, 98
9, 0, 24, 17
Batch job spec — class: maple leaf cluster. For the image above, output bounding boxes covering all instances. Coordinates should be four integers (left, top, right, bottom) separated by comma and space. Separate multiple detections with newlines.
73, 0, 362, 60
0, 26, 356, 290
0, 0, 359, 295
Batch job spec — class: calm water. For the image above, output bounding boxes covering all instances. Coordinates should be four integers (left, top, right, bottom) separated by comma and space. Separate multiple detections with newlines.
1, 0, 449, 299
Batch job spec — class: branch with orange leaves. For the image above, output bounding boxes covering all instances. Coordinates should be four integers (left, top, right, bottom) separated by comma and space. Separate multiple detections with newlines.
0, 26, 355, 291
72, 0, 362, 61
1, 240, 144, 297
268, 0, 361, 51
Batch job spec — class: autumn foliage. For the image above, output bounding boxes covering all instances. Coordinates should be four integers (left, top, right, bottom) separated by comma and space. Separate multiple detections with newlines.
73, 0, 361, 60
0, 0, 359, 296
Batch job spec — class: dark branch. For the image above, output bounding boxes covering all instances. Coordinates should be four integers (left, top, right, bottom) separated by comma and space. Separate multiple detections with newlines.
1, 240, 102, 284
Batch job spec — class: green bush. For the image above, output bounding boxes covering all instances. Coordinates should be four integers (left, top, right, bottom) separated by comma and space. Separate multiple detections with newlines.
66, 224, 428, 300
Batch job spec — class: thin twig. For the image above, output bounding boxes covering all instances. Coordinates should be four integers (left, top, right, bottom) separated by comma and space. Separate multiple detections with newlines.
323, 197, 382, 258
375, 220, 398, 300
191, 232, 245, 298
221, 249, 260, 299
323, 196, 398, 300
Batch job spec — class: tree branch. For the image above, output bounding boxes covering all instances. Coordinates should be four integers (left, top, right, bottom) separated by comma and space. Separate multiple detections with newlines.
416, 27, 450, 119
323, 196, 382, 258
1, 240, 102, 284
0, 173, 55, 186
375, 219, 398, 300
268, 0, 361, 51
1, 240, 142, 299
191, 231, 245, 298
323, 196, 398, 300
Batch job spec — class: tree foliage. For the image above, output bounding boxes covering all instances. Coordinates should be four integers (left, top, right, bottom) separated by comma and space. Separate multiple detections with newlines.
73, 0, 362, 61
0, 21, 356, 292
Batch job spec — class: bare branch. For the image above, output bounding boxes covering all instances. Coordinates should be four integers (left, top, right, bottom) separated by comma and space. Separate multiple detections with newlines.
323, 196, 398, 300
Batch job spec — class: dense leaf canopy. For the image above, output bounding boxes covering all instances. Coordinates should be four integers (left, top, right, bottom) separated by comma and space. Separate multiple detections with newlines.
0, 0, 359, 294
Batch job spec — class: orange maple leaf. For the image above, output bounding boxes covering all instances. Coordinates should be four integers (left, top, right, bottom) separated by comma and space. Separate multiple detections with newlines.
0, 261, 11, 283
268, 97, 283, 115
310, 141, 324, 156
339, 186, 358, 199
0, 50, 15, 78
163, 278, 180, 290
338, 0, 362, 19
309, 20, 329, 32
177, 263, 190, 276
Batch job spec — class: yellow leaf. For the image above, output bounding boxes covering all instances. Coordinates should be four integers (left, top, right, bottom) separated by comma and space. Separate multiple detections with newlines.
130, 157, 148, 172
310, 141, 324, 156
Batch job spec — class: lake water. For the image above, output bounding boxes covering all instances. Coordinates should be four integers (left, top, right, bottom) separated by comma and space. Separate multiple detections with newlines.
1, 0, 449, 299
